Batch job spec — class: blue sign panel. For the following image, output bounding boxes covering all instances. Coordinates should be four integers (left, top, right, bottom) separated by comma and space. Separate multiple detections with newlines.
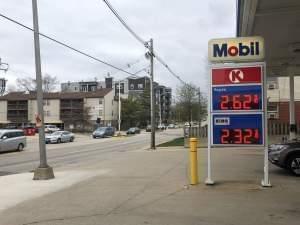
212, 114, 263, 145
212, 85, 262, 111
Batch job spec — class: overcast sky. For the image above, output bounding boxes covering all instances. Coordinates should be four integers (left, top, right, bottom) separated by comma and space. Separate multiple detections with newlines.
0, 0, 236, 93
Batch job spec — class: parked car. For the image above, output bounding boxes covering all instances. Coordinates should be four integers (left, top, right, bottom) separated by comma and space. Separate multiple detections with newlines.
92, 127, 115, 138
45, 125, 60, 133
45, 131, 75, 144
126, 127, 141, 135
158, 124, 166, 130
269, 140, 300, 176
0, 129, 26, 152
146, 125, 152, 132
167, 124, 175, 129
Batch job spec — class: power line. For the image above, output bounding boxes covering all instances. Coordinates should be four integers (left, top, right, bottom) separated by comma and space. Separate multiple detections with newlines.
153, 53, 187, 85
0, 13, 135, 76
106, 55, 144, 77
133, 65, 150, 75
102, 0, 148, 47
101, 0, 188, 85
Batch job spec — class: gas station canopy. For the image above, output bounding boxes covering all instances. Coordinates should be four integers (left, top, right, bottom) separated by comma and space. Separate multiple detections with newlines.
236, 0, 300, 76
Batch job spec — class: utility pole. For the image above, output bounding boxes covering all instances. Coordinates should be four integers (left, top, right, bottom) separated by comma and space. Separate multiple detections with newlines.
32, 0, 54, 180
150, 39, 155, 149
118, 79, 121, 136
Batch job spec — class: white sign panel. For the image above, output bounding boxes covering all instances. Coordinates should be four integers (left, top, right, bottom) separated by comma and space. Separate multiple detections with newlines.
208, 36, 265, 63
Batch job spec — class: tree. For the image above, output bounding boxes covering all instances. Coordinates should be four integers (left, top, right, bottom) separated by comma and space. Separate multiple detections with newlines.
176, 83, 207, 125
82, 106, 92, 131
121, 97, 143, 129
137, 86, 151, 127
16, 73, 59, 92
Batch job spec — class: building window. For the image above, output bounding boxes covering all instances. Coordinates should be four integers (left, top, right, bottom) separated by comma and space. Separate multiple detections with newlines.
99, 99, 103, 105
138, 83, 143, 89
44, 111, 50, 117
99, 110, 103, 116
43, 100, 50, 106
267, 103, 278, 112
130, 84, 134, 90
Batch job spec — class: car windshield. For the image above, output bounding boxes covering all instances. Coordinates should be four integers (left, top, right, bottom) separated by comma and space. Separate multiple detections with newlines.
52, 131, 62, 135
96, 127, 106, 132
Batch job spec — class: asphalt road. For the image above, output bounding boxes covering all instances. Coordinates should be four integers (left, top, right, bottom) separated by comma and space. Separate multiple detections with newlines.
0, 129, 182, 175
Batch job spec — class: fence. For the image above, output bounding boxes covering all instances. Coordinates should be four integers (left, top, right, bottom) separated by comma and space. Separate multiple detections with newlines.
183, 125, 207, 147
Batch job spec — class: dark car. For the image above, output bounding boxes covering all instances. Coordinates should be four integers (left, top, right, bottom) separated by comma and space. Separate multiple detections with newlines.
268, 140, 300, 176
126, 127, 141, 135
146, 125, 152, 132
92, 127, 115, 138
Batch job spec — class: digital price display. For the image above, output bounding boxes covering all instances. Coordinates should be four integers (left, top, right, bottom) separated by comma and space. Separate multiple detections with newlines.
212, 85, 262, 111
212, 114, 263, 145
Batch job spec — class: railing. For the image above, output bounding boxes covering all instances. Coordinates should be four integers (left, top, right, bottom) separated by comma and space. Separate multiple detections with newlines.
268, 121, 295, 135
183, 125, 207, 147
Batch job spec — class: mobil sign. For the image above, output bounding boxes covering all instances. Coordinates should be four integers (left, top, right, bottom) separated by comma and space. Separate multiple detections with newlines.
208, 36, 265, 62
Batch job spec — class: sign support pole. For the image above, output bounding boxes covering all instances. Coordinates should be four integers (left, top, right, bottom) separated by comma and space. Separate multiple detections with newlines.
261, 63, 271, 187
205, 65, 214, 185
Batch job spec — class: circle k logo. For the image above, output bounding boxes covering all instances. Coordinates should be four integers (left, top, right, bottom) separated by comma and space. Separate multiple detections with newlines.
229, 69, 244, 83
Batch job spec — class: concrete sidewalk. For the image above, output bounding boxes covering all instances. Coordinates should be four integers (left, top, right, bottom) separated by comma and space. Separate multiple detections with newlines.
0, 147, 299, 225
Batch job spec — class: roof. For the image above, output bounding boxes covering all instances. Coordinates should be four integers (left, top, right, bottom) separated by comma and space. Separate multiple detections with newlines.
236, 0, 300, 76
0, 89, 112, 101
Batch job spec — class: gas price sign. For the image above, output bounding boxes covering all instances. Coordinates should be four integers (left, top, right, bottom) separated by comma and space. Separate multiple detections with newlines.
211, 63, 265, 146
212, 85, 262, 111
212, 114, 263, 145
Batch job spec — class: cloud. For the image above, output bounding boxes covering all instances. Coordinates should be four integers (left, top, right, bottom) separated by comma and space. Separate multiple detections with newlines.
0, 0, 236, 93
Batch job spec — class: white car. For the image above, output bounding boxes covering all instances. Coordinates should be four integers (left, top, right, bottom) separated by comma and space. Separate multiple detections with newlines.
45, 131, 75, 144
167, 124, 175, 129
0, 129, 27, 152
44, 125, 60, 133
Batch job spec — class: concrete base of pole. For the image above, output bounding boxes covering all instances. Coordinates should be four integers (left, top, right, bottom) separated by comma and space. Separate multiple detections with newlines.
205, 178, 215, 185
33, 167, 55, 180
261, 180, 272, 188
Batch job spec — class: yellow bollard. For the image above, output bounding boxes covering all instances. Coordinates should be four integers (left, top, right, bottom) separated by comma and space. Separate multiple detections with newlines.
189, 137, 198, 185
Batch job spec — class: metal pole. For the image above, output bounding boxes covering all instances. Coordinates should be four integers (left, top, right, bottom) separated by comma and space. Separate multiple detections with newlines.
289, 72, 296, 140
205, 65, 214, 185
262, 63, 271, 187
198, 87, 201, 128
150, 39, 155, 149
32, 0, 54, 180
118, 80, 121, 135
159, 89, 162, 127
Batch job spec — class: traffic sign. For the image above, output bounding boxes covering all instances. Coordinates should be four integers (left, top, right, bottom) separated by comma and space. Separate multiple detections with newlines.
212, 113, 264, 145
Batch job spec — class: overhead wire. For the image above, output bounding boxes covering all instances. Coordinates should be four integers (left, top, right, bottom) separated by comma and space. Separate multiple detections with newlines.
102, 0, 148, 47
106, 55, 144, 77
101, 0, 188, 85
0, 13, 136, 76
